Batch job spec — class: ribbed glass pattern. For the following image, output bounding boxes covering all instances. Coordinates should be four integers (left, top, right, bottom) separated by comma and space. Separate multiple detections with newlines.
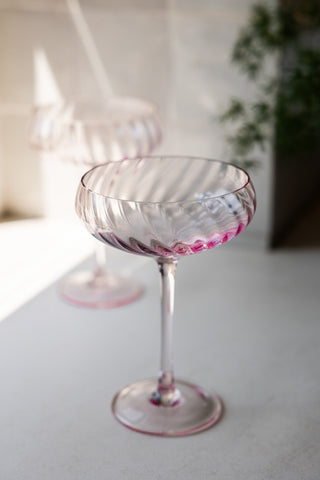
29, 97, 162, 164
76, 157, 256, 258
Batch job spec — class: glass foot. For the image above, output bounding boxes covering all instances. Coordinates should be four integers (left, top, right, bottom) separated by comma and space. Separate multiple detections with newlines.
112, 378, 223, 436
59, 270, 144, 309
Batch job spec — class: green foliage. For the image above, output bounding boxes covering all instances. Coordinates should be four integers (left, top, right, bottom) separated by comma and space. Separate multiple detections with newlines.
220, 0, 320, 170
231, 4, 280, 80
276, 48, 320, 158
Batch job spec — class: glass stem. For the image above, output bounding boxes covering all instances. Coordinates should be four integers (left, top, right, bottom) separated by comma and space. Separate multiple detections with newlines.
94, 243, 107, 277
152, 258, 181, 407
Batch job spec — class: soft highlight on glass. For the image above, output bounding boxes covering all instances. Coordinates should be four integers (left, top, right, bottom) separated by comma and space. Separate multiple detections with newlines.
76, 156, 256, 436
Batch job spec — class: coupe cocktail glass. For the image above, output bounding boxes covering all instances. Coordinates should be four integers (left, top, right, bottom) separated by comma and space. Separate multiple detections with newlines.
76, 156, 256, 436
30, 97, 161, 308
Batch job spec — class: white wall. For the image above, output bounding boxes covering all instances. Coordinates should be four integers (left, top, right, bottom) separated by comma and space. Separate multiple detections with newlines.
0, 0, 275, 245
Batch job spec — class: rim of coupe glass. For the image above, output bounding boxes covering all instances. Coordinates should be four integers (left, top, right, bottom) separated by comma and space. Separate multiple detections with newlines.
32, 96, 159, 128
80, 156, 252, 206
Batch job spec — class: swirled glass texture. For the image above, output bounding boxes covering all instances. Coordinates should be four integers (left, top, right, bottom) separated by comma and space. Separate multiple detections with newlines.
29, 97, 162, 164
76, 156, 256, 258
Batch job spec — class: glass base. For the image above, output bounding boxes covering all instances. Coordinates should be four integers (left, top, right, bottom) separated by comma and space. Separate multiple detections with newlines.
112, 378, 223, 436
59, 270, 144, 309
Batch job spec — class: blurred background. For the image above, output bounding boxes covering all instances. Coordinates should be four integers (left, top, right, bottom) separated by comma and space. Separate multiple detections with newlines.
0, 0, 319, 317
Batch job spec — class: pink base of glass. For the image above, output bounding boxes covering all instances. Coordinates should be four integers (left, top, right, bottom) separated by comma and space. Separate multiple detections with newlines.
112, 378, 223, 436
59, 270, 144, 309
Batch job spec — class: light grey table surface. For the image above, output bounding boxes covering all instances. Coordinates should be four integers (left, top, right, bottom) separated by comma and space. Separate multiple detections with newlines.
0, 243, 319, 480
